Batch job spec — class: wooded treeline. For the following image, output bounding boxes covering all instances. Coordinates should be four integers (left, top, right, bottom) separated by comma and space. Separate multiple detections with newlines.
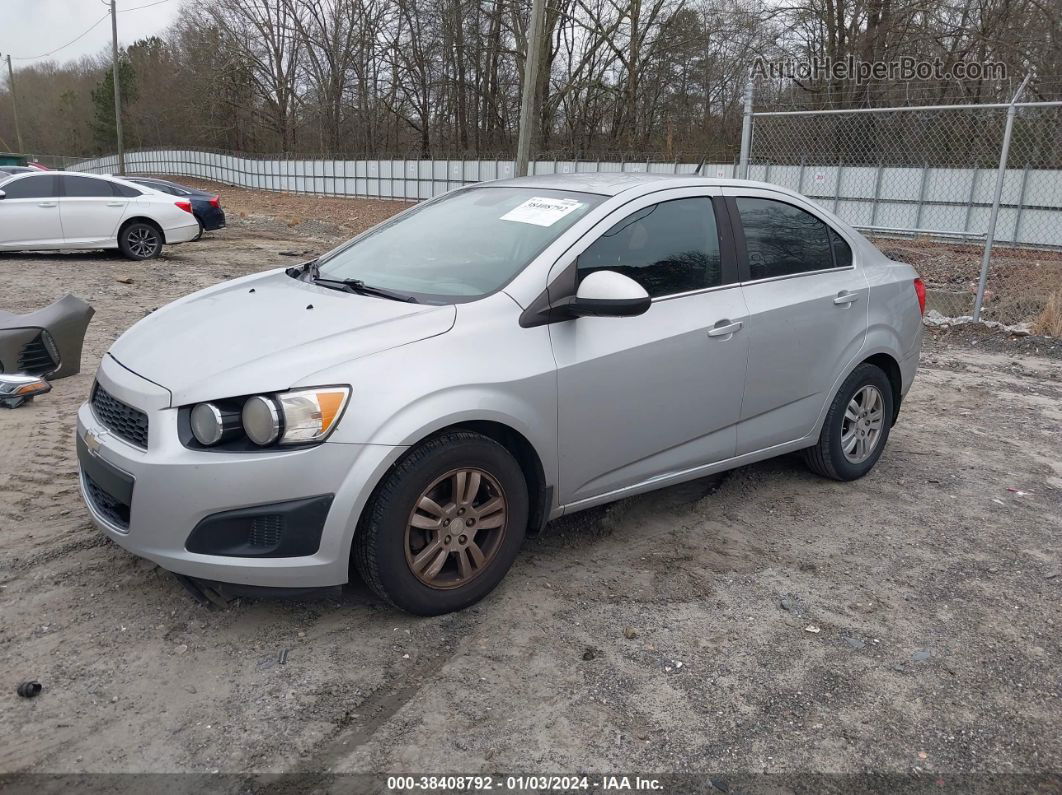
1, 0, 1058, 159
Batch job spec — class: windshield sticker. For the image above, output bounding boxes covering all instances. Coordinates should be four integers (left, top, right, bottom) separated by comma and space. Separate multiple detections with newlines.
501, 196, 584, 227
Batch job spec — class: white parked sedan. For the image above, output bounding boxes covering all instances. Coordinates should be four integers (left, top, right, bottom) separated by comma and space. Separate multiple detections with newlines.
0, 171, 200, 260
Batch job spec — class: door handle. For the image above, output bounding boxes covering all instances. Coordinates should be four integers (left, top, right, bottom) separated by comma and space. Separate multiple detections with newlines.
106, 201, 125, 207
37, 201, 57, 208
833, 291, 860, 305
707, 320, 743, 337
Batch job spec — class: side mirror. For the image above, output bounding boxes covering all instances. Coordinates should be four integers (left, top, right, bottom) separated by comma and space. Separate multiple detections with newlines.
0, 190, 6, 200
569, 271, 651, 318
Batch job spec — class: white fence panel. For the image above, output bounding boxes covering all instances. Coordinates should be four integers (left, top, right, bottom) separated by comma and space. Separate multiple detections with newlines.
63, 149, 1062, 247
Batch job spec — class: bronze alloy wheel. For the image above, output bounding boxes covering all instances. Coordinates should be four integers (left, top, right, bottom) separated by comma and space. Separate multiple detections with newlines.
404, 468, 508, 589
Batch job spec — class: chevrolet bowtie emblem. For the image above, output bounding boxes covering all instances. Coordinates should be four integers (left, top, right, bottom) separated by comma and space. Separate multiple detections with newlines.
84, 430, 102, 456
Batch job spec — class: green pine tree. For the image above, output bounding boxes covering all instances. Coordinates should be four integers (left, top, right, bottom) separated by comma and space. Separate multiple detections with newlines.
91, 53, 137, 153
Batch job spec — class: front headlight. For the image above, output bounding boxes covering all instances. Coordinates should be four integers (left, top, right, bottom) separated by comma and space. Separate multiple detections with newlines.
186, 386, 350, 449
275, 387, 350, 445
242, 395, 282, 445
190, 401, 242, 445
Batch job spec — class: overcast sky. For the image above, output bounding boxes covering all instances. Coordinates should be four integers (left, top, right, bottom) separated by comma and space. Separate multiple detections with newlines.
1, 0, 184, 67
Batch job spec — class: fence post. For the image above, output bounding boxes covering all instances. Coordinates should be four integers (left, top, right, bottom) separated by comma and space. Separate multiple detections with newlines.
914, 161, 929, 230
738, 74, 754, 179
974, 73, 1031, 321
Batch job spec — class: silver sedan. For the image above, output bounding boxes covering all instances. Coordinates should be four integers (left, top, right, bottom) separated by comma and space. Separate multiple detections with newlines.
76, 174, 924, 614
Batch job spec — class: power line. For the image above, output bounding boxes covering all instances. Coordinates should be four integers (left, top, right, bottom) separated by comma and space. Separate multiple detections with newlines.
9, 12, 110, 61
120, 0, 174, 12
6, 0, 175, 62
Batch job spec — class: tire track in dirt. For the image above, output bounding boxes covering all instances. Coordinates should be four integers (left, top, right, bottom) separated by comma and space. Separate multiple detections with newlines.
292, 613, 474, 778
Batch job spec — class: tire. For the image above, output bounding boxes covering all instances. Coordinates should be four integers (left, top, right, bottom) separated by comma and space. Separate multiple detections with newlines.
118, 222, 163, 260
353, 431, 528, 615
803, 363, 894, 481
191, 217, 204, 242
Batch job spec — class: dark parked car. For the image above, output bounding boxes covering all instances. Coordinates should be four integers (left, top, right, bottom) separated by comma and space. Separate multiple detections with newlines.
126, 177, 226, 239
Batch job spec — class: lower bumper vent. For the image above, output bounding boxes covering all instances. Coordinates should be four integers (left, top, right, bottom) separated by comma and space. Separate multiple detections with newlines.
185, 495, 333, 558
84, 473, 131, 529
18, 333, 58, 375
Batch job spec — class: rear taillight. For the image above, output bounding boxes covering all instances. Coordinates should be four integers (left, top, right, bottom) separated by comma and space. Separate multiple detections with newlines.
209, 195, 220, 208
913, 277, 926, 316
175, 200, 193, 214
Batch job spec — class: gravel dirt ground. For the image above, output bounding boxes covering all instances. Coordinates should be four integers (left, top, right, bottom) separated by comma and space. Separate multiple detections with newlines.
1, 183, 1060, 787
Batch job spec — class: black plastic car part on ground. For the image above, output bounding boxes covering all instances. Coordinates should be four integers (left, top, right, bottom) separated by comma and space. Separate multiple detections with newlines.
0, 294, 94, 379
126, 177, 226, 232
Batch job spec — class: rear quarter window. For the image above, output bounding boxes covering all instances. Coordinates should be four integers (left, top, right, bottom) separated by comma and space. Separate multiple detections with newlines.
829, 228, 853, 268
112, 182, 143, 197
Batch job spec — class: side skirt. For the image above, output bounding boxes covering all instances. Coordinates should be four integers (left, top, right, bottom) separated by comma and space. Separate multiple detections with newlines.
557, 435, 817, 517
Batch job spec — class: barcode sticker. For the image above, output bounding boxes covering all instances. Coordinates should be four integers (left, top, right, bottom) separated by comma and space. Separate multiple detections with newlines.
501, 197, 583, 227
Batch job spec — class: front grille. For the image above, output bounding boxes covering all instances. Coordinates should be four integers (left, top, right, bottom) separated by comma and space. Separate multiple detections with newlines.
91, 384, 149, 449
18, 334, 58, 375
84, 473, 130, 529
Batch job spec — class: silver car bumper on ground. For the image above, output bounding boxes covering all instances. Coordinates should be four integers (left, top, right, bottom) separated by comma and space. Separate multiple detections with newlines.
76, 355, 401, 588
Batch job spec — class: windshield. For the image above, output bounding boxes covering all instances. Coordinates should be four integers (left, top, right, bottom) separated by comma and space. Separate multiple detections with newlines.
315, 186, 603, 302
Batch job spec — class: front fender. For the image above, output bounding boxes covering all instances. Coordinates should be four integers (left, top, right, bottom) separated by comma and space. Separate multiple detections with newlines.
324, 295, 559, 503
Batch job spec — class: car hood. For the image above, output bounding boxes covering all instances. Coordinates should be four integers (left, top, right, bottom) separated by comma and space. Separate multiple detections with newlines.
109, 268, 456, 406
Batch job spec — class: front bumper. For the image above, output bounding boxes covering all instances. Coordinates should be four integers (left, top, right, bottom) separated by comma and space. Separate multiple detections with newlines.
76, 355, 403, 587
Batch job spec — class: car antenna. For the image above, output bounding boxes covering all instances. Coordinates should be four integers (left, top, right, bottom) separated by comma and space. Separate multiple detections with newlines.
693, 157, 706, 176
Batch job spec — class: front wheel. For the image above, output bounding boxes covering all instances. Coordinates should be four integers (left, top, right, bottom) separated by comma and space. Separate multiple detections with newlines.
118, 222, 162, 260
353, 431, 528, 615
803, 363, 894, 481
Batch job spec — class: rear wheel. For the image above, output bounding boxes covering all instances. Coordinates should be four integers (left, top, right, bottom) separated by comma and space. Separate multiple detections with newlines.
118, 222, 162, 260
803, 363, 893, 481
191, 216, 204, 241
353, 431, 528, 615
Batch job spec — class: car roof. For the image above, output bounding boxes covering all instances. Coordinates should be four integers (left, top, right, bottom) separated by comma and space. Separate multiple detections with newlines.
0, 171, 155, 195
483, 172, 792, 197
1, 170, 118, 183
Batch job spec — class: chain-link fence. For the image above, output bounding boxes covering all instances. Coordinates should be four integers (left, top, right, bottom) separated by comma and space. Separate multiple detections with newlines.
743, 92, 1062, 327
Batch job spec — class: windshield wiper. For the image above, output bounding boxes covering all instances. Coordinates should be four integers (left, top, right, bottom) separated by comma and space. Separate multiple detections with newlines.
313, 276, 418, 303
287, 258, 418, 303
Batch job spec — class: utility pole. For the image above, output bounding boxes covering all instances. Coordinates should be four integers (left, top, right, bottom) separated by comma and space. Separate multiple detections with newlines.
737, 72, 754, 179
109, 0, 126, 175
4, 54, 24, 153
515, 0, 546, 177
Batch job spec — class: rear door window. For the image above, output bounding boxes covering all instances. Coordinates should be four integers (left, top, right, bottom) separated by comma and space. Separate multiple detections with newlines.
735, 197, 838, 280
62, 175, 116, 198
577, 198, 723, 297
